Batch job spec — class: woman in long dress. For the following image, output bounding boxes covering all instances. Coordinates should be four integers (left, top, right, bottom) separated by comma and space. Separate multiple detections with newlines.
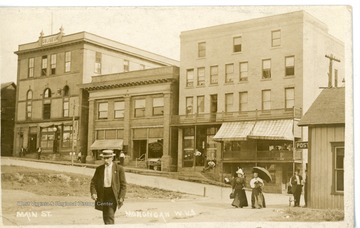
231, 168, 248, 208
250, 172, 266, 209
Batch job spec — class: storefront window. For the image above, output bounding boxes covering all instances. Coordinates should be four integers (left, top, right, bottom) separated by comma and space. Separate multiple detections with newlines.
148, 139, 163, 158
62, 125, 73, 148
183, 128, 195, 167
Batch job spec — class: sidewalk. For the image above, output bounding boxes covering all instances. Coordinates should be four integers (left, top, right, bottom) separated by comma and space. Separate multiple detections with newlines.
1, 157, 290, 205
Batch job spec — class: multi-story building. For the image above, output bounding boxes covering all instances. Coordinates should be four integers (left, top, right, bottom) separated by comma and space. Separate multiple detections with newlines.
81, 66, 179, 171
14, 27, 178, 160
1, 82, 16, 156
173, 11, 344, 193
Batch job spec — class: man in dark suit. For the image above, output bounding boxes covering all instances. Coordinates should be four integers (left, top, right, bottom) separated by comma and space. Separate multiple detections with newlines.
90, 150, 127, 224
290, 169, 303, 207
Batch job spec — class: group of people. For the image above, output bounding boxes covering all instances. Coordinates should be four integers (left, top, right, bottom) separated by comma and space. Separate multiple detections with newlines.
289, 169, 307, 207
231, 168, 266, 209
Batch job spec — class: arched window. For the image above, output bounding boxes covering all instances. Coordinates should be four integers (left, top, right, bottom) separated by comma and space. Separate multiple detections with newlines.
44, 88, 51, 98
43, 88, 51, 119
63, 85, 69, 96
26, 90, 32, 119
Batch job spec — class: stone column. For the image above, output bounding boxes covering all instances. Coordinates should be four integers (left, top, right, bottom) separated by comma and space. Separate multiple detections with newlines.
161, 92, 172, 171
86, 99, 95, 163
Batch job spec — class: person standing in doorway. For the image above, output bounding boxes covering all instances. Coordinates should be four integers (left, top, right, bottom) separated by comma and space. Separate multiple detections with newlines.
290, 169, 303, 207
90, 150, 127, 225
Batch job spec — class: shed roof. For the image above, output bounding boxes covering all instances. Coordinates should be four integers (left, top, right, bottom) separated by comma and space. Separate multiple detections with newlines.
1, 82, 16, 90
298, 87, 345, 126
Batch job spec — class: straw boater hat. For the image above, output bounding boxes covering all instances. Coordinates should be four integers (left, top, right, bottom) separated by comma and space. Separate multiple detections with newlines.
100, 149, 116, 158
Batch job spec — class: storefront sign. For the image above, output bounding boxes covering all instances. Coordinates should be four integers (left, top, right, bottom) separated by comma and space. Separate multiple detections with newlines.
296, 141, 308, 149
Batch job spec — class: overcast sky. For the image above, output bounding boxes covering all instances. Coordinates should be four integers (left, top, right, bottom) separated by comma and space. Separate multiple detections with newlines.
0, 6, 352, 84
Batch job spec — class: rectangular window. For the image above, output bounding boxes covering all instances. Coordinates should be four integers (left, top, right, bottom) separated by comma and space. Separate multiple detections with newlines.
239, 92, 248, 112
124, 60, 129, 72
225, 93, 233, 113
334, 146, 344, 192
65, 51, 71, 72
239, 62, 248, 81
95, 52, 101, 74
262, 59, 271, 79
186, 97, 193, 115
98, 102, 108, 119
41, 56, 47, 76
285, 87, 295, 109
43, 103, 51, 119
271, 30, 281, 47
26, 101, 32, 119
186, 69, 194, 87
262, 90, 271, 110
152, 97, 164, 116
198, 42, 206, 58
114, 101, 125, 119
225, 63, 234, 83
134, 99, 145, 117
28, 58, 34, 78
210, 66, 218, 84
62, 125, 73, 148
197, 96, 205, 113
50, 54, 56, 75
197, 67, 205, 86
233, 36, 242, 52
63, 100, 69, 117
285, 56, 295, 76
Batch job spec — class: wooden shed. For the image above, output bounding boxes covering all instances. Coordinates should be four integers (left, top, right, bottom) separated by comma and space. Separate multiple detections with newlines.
298, 87, 344, 209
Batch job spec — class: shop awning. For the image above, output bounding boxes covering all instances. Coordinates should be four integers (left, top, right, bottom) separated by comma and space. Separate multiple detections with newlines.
248, 119, 294, 141
90, 139, 123, 150
213, 121, 255, 141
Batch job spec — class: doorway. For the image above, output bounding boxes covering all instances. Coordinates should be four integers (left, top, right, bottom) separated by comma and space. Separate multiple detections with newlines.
28, 134, 37, 153
133, 140, 147, 160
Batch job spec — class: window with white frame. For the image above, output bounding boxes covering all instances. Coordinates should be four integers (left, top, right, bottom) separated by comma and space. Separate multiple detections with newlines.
114, 101, 125, 118
197, 96, 204, 113
225, 63, 234, 83
98, 102, 108, 119
65, 51, 71, 72
186, 69, 194, 87
28, 58, 34, 78
197, 67, 205, 86
262, 59, 271, 79
152, 97, 164, 116
233, 36, 242, 52
239, 92, 248, 112
50, 54, 56, 75
225, 93, 233, 113
239, 62, 248, 81
262, 90, 271, 110
198, 42, 206, 58
63, 99, 69, 117
43, 88, 51, 119
285, 56, 295, 76
271, 30, 281, 47
134, 99, 146, 117
210, 66, 218, 84
95, 52, 101, 74
285, 87, 295, 109
332, 143, 344, 193
41, 56, 48, 76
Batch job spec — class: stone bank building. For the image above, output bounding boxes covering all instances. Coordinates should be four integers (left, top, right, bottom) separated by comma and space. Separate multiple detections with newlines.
13, 28, 178, 159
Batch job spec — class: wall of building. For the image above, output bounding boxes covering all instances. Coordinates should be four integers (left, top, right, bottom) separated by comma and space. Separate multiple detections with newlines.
308, 125, 344, 209
1, 84, 16, 156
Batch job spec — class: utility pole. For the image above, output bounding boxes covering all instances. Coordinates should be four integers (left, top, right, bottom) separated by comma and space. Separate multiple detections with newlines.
325, 54, 341, 88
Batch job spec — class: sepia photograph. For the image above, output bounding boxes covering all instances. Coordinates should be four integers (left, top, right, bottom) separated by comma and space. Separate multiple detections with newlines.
0, 3, 354, 228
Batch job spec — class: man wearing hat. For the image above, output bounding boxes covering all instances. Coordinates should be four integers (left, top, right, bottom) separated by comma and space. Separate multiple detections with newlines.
90, 149, 127, 224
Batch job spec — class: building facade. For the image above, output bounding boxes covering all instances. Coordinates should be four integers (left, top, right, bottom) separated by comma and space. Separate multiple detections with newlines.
1, 82, 16, 156
298, 87, 345, 209
81, 66, 179, 171
174, 11, 344, 193
14, 28, 178, 160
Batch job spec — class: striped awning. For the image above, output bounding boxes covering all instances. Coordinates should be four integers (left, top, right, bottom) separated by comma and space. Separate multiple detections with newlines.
248, 119, 294, 141
90, 139, 123, 150
213, 121, 255, 141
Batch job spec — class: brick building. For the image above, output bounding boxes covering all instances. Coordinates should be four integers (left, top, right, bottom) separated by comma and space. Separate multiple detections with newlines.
1, 82, 16, 156
173, 11, 344, 193
13, 28, 178, 160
